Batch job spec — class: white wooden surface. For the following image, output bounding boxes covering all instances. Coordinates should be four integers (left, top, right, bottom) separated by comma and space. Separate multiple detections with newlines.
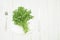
0, 0, 60, 40
40, 0, 60, 40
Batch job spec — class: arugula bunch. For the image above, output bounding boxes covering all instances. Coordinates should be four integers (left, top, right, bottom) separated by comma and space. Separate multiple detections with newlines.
13, 7, 33, 33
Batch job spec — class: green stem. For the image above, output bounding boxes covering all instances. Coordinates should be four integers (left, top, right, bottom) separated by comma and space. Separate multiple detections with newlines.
22, 22, 29, 33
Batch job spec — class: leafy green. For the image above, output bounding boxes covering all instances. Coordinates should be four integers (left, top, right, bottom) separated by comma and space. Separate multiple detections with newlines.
13, 6, 33, 33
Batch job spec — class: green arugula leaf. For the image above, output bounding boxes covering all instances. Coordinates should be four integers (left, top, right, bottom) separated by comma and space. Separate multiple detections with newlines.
13, 6, 33, 33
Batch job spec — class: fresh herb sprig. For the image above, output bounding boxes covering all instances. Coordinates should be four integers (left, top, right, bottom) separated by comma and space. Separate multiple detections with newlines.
13, 7, 33, 33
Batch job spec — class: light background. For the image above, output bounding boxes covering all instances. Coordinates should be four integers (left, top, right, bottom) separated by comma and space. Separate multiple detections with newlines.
0, 0, 40, 40
0, 0, 60, 40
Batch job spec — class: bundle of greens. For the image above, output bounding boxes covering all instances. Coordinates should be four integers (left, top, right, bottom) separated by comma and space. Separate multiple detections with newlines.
13, 7, 33, 33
